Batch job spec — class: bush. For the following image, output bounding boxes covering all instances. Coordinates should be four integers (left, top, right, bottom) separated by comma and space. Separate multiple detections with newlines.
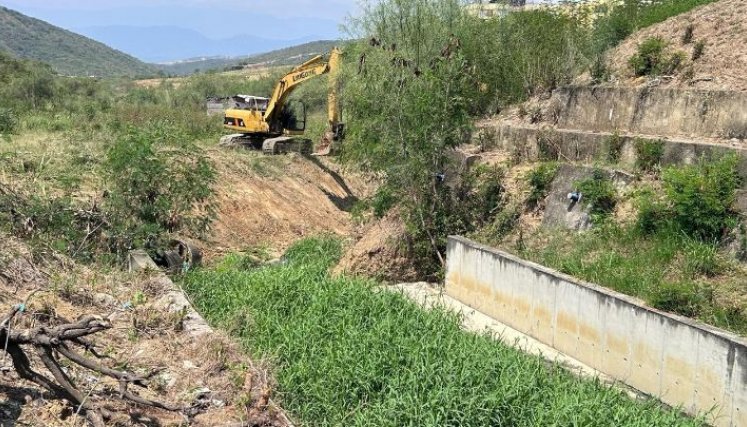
576, 169, 617, 222
662, 155, 741, 241
104, 121, 216, 254
634, 138, 665, 172
0, 108, 17, 134
628, 37, 686, 77
606, 131, 625, 163
526, 162, 558, 208
681, 24, 695, 45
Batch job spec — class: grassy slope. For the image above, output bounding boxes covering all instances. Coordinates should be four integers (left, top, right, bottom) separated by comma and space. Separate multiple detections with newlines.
183, 237, 703, 427
0, 6, 157, 77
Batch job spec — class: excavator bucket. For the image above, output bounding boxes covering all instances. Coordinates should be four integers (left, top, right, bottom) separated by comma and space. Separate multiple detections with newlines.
313, 134, 334, 156
313, 124, 345, 156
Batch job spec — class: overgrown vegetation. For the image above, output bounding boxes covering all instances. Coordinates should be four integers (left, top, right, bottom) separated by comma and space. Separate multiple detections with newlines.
517, 155, 746, 332
0, 52, 288, 262
628, 37, 686, 77
575, 169, 617, 222
183, 237, 704, 427
637, 155, 742, 241
634, 138, 665, 171
341, 0, 714, 278
526, 162, 558, 208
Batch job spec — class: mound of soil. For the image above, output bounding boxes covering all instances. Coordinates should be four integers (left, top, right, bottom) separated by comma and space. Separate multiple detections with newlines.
335, 212, 420, 282
606, 0, 747, 92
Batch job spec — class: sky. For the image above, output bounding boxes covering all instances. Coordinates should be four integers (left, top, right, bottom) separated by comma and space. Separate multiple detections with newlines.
0, 0, 361, 39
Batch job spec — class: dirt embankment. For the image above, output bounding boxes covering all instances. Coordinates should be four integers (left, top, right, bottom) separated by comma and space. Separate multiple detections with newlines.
0, 236, 286, 426
605, 0, 747, 92
203, 150, 373, 260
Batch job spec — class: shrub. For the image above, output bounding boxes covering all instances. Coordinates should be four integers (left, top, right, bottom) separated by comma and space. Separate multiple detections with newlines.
575, 169, 617, 222
526, 162, 558, 208
635, 189, 670, 236
681, 24, 695, 45
104, 121, 216, 254
634, 138, 665, 172
371, 186, 398, 219
590, 55, 609, 84
628, 37, 686, 77
606, 131, 625, 163
692, 40, 706, 60
662, 155, 741, 241
0, 108, 17, 134
629, 37, 668, 76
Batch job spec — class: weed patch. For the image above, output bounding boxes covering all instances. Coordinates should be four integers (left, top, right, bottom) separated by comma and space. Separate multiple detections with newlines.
634, 138, 665, 172
183, 237, 705, 427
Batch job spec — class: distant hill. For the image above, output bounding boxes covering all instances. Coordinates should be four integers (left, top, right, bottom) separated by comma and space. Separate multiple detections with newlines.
79, 25, 317, 63
157, 40, 341, 76
0, 6, 158, 77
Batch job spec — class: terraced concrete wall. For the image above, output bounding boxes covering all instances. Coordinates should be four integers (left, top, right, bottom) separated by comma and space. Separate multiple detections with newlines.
445, 236, 747, 427
477, 123, 747, 190
553, 86, 747, 139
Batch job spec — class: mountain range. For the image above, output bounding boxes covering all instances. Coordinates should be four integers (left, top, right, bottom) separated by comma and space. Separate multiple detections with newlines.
77, 25, 320, 63
0, 6, 157, 77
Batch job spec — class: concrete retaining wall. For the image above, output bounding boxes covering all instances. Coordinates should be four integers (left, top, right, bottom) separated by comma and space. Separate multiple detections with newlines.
445, 236, 747, 427
476, 123, 747, 189
552, 86, 747, 140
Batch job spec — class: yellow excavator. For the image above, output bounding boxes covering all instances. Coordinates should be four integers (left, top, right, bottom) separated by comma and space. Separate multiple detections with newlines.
220, 47, 344, 155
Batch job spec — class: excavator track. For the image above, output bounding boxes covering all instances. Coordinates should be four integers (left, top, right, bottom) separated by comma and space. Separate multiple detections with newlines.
262, 137, 313, 155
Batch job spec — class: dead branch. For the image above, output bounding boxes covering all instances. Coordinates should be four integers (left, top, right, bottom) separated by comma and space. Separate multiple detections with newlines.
1, 304, 181, 425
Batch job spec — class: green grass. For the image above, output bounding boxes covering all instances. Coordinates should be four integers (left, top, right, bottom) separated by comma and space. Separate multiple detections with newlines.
519, 224, 747, 334
182, 237, 703, 427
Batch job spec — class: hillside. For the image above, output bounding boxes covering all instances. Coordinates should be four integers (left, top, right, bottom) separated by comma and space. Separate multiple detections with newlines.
157, 40, 339, 76
0, 6, 158, 77
605, 0, 747, 92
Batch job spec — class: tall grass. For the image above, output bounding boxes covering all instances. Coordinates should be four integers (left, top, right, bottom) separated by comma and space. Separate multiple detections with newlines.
520, 224, 747, 334
182, 237, 703, 427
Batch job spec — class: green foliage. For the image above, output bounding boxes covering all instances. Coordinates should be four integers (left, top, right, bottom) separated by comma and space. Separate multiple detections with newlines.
634, 138, 665, 172
606, 131, 625, 163
370, 186, 398, 219
575, 169, 617, 221
591, 0, 716, 56
526, 162, 558, 208
628, 37, 685, 77
0, 108, 17, 134
182, 237, 704, 427
103, 121, 216, 254
648, 281, 709, 318
522, 224, 747, 334
661, 155, 741, 241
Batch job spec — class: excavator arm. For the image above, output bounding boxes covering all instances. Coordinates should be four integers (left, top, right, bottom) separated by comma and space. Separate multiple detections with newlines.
220, 47, 344, 155
264, 48, 342, 127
